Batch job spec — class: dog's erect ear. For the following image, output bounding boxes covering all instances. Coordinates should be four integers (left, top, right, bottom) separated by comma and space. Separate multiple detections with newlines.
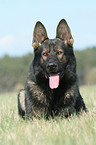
56, 19, 74, 47
32, 21, 48, 50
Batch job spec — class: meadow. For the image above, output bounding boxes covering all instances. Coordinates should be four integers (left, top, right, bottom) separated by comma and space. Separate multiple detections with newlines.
0, 86, 96, 145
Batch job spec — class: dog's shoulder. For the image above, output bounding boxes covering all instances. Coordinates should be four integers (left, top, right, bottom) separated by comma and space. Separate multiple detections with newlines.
26, 79, 47, 103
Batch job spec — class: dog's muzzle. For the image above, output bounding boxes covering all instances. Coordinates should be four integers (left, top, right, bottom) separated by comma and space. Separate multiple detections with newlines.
46, 62, 58, 74
46, 62, 60, 89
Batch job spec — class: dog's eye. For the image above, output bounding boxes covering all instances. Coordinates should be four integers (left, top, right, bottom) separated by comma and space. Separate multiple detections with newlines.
42, 52, 49, 56
56, 51, 63, 55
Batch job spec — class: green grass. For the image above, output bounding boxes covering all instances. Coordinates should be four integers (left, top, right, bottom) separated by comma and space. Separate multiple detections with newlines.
0, 86, 96, 145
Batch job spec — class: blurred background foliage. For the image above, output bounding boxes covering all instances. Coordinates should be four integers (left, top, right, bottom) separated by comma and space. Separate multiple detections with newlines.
0, 47, 96, 92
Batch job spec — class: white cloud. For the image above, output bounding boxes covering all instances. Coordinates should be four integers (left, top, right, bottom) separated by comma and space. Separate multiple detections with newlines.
0, 32, 33, 57
0, 35, 14, 49
85, 34, 96, 43
74, 33, 96, 49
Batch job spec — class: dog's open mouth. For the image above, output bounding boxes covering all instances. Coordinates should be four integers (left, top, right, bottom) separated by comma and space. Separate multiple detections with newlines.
49, 74, 59, 89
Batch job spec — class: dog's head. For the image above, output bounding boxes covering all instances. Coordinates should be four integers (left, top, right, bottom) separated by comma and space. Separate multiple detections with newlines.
32, 19, 76, 89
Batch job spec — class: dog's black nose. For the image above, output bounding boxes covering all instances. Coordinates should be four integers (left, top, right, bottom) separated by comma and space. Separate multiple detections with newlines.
47, 62, 58, 73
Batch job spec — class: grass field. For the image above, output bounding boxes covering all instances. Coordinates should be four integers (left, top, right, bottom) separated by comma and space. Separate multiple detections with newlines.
0, 86, 96, 145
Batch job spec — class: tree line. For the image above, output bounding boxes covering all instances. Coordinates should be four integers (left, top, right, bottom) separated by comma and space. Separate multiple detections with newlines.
0, 47, 96, 92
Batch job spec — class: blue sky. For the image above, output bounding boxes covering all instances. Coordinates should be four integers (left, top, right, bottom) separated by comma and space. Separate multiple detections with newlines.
0, 0, 96, 57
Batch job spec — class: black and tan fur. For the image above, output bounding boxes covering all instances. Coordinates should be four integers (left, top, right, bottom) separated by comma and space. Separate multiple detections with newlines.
18, 19, 87, 119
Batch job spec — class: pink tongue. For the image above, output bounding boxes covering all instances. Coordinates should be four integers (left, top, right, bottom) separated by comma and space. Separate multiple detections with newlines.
49, 75, 59, 89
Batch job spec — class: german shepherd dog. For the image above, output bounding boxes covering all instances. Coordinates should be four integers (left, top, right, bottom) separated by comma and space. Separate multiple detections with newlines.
18, 19, 87, 119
